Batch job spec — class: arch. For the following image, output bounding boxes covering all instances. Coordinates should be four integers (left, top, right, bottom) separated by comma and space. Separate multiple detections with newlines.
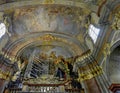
111, 40, 120, 53
96, 1, 120, 64
3, 31, 88, 61
104, 40, 120, 83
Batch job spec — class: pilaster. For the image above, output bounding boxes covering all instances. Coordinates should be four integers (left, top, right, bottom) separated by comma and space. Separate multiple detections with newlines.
76, 53, 111, 93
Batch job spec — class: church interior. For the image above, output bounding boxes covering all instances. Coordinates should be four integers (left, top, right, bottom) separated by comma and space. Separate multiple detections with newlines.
0, 0, 120, 93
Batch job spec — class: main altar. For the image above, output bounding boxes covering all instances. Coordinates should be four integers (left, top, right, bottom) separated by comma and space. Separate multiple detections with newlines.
7, 51, 84, 93
22, 75, 70, 92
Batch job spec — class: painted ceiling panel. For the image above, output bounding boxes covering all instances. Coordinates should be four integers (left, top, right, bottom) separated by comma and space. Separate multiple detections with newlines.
12, 6, 89, 37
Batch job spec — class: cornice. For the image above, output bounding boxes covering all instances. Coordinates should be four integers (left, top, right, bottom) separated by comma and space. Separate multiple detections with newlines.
0, 0, 92, 12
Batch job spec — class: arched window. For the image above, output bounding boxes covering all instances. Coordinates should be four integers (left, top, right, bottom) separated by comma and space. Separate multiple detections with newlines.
88, 24, 100, 43
0, 23, 6, 38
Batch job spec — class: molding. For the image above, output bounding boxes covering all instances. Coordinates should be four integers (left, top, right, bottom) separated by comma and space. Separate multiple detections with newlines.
78, 66, 103, 82
110, 40, 120, 53
0, 0, 92, 12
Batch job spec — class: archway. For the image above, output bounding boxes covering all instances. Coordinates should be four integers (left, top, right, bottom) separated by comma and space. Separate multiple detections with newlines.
108, 45, 120, 83
107, 41, 120, 93
2, 31, 87, 93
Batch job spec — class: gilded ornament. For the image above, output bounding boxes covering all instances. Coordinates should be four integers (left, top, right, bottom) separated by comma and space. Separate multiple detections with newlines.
75, 50, 91, 62
43, 0, 55, 4
39, 34, 55, 41
112, 11, 120, 30
103, 43, 111, 57
0, 69, 11, 80
78, 65, 103, 81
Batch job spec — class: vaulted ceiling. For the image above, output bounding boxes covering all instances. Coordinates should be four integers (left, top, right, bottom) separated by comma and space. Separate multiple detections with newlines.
0, 0, 119, 67
0, 0, 102, 60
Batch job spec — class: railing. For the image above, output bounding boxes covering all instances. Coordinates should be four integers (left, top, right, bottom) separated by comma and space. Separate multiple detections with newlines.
22, 83, 66, 92
7, 87, 85, 93
6, 80, 84, 93
8, 86, 84, 93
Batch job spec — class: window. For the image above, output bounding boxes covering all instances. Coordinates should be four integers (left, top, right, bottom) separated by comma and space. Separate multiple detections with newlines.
0, 23, 6, 38
88, 24, 100, 43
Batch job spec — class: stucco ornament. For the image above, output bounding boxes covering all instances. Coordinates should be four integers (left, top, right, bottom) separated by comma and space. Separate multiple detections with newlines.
112, 11, 120, 30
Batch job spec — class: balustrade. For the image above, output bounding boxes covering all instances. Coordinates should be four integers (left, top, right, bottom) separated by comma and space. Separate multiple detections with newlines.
8, 82, 84, 93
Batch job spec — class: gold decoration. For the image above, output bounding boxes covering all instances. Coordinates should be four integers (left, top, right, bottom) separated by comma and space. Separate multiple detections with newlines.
39, 34, 56, 41
55, 56, 70, 79
43, 0, 55, 4
103, 43, 111, 57
36, 34, 81, 55
112, 11, 120, 30
78, 66, 103, 82
75, 50, 91, 62
38, 34, 55, 45
0, 70, 11, 80
14, 8, 36, 20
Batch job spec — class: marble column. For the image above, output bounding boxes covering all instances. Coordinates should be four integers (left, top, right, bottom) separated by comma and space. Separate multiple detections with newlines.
0, 79, 6, 93
84, 78, 101, 93
76, 53, 103, 93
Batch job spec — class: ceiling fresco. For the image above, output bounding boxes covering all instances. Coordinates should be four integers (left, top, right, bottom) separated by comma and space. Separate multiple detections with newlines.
12, 5, 91, 39
0, 0, 102, 63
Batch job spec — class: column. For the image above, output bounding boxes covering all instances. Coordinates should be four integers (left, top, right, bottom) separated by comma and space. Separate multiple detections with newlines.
78, 61, 102, 93
75, 51, 104, 93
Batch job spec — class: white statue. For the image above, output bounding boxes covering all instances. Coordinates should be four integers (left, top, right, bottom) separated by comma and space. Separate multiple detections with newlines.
0, 12, 11, 52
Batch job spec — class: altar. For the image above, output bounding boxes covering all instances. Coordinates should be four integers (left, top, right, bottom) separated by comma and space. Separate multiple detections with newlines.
22, 75, 70, 93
